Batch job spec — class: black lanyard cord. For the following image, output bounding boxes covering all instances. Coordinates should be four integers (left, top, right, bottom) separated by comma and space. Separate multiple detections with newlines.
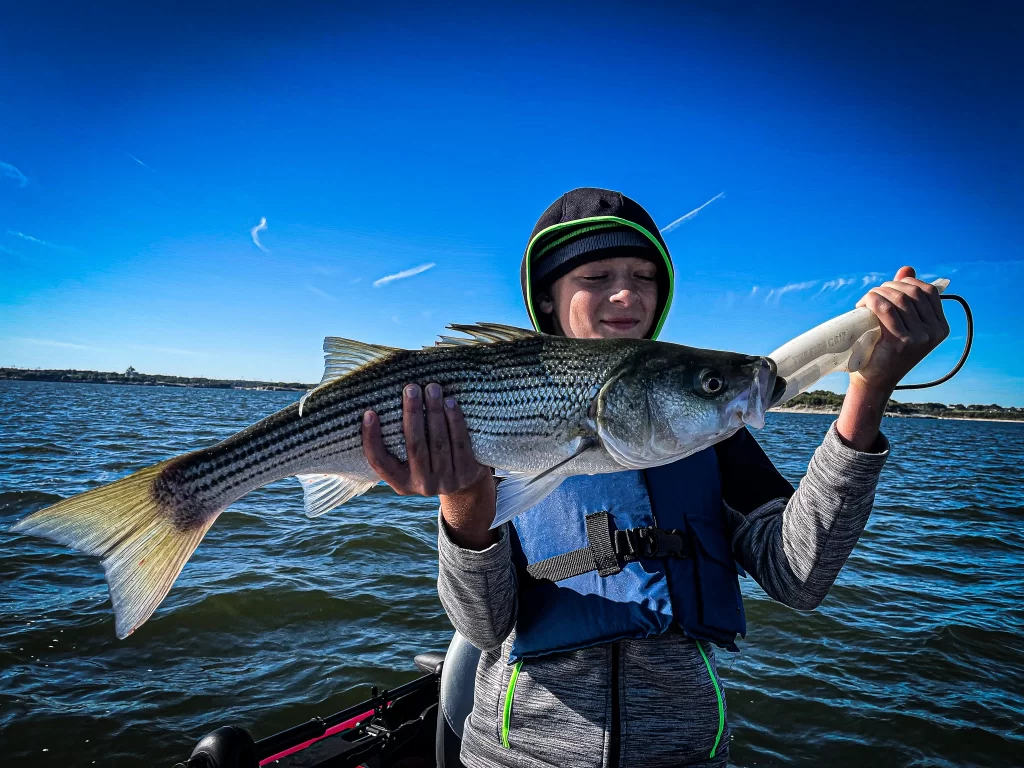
893, 294, 973, 390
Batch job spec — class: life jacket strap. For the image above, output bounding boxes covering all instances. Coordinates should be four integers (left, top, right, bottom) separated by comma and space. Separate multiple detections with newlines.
525, 512, 692, 583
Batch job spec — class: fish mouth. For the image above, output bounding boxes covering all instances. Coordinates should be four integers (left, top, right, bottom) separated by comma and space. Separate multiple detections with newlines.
741, 358, 782, 430
770, 373, 788, 407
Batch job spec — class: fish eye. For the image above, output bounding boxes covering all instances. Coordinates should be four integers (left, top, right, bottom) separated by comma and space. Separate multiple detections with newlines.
698, 369, 725, 397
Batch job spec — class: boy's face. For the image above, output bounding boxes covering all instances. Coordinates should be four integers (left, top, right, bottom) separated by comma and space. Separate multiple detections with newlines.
538, 256, 660, 340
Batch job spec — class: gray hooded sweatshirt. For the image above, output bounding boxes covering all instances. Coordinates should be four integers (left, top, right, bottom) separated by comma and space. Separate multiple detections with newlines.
437, 422, 888, 767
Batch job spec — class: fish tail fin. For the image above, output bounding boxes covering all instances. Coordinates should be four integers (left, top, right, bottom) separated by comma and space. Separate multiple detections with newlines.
9, 460, 216, 639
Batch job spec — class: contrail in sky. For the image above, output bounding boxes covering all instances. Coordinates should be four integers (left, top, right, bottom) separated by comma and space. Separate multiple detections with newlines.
373, 262, 436, 287
1, 161, 28, 188
659, 192, 725, 234
251, 217, 269, 252
125, 153, 153, 171
7, 230, 65, 249
14, 337, 109, 352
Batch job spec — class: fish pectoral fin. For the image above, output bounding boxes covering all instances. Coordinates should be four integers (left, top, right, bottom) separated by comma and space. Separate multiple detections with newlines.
491, 438, 598, 527
492, 471, 568, 529
432, 322, 539, 348
526, 438, 596, 484
296, 473, 378, 518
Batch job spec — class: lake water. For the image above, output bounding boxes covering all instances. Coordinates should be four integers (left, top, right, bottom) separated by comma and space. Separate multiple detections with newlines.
0, 380, 1021, 767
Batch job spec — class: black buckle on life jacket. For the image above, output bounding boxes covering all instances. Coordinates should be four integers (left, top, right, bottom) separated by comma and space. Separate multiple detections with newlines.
614, 527, 689, 562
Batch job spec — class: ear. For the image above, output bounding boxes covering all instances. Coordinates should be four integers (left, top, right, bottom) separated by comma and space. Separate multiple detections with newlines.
537, 293, 554, 314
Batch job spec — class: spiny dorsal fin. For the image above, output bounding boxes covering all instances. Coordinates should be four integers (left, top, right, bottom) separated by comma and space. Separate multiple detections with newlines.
432, 322, 539, 349
300, 337, 403, 416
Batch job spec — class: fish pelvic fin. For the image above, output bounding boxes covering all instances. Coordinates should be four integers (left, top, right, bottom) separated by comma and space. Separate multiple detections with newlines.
9, 461, 217, 639
296, 473, 378, 518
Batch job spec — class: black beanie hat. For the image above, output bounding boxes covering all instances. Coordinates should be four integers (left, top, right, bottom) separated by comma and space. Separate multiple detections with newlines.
520, 188, 675, 339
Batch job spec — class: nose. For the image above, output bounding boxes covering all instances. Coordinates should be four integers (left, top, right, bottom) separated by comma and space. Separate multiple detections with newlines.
609, 281, 641, 305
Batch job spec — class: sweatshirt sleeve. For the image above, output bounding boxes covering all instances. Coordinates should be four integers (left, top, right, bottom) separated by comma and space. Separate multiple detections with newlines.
436, 513, 519, 650
727, 422, 890, 610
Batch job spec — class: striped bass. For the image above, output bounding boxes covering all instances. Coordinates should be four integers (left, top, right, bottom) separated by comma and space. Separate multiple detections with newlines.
10, 323, 784, 638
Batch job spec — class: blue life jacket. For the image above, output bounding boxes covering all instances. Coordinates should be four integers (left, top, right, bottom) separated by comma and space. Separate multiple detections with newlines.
508, 448, 745, 662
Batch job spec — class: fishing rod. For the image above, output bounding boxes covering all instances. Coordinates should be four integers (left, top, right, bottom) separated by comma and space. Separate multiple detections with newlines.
769, 279, 975, 404
177, 659, 443, 768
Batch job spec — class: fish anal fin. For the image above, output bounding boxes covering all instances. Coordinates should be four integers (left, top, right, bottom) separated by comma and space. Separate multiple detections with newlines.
296, 473, 377, 518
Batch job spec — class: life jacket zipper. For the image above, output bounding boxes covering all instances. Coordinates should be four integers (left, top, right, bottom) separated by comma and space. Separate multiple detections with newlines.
609, 641, 620, 768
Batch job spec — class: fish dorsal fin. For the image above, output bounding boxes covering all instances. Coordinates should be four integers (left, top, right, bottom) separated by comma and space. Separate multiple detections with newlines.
432, 322, 539, 349
296, 473, 378, 518
299, 337, 402, 416
322, 337, 402, 383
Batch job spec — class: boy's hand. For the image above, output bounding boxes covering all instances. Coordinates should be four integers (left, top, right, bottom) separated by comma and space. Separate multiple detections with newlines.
362, 383, 497, 549
837, 266, 950, 451
852, 266, 950, 394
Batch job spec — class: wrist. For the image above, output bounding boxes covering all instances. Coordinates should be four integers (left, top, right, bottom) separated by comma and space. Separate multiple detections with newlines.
440, 472, 498, 550
847, 374, 895, 403
836, 377, 891, 452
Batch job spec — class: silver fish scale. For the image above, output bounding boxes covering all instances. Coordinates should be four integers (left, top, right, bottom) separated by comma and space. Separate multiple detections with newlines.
158, 335, 637, 516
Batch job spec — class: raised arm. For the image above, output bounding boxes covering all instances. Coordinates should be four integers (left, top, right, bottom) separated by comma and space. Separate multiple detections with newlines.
728, 265, 946, 609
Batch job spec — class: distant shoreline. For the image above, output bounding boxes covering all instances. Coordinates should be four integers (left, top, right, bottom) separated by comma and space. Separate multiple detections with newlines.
771, 405, 1024, 423
3, 369, 1021, 422
0, 367, 310, 392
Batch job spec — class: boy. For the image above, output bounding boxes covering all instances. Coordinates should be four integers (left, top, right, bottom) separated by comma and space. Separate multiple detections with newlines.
362, 188, 948, 767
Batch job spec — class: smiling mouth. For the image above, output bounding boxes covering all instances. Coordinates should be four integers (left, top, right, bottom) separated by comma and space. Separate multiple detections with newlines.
601, 319, 640, 328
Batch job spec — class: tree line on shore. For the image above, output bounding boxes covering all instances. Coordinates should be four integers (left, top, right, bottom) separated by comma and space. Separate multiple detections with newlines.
778, 390, 1023, 420
0, 367, 309, 391
2, 368, 1020, 420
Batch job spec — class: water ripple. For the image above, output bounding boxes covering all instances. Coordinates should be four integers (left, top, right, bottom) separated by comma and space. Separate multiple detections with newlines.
0, 381, 1021, 766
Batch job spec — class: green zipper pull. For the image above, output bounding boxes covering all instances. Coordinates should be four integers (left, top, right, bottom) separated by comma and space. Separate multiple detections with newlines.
696, 641, 725, 759
501, 660, 523, 749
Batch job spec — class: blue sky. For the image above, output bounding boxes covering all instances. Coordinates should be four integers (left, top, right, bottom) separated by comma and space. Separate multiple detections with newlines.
1, 2, 1021, 405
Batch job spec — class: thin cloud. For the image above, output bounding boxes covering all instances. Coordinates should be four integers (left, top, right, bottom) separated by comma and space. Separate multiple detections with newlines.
861, 272, 886, 288
1, 161, 28, 188
7, 230, 67, 249
305, 284, 335, 300
659, 192, 725, 234
0, 244, 22, 258
764, 280, 818, 303
750, 286, 759, 297
125, 343, 202, 356
14, 337, 109, 353
251, 217, 269, 252
816, 277, 856, 295
373, 262, 436, 287
125, 153, 154, 171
